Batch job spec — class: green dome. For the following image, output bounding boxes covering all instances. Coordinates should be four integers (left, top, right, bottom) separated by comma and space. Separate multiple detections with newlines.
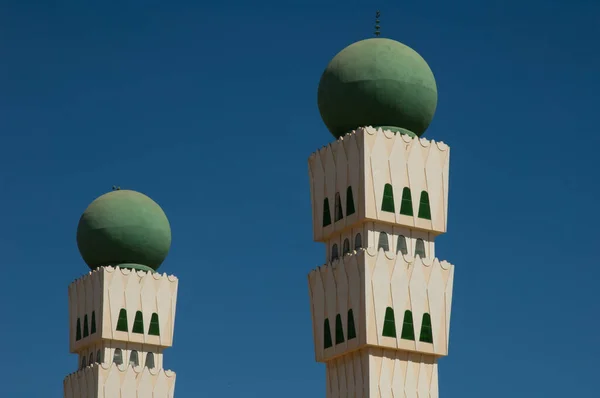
76, 190, 171, 272
317, 38, 438, 138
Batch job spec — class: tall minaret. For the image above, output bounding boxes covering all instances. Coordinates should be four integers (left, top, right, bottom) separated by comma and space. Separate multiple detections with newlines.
307, 33, 455, 397
64, 189, 178, 398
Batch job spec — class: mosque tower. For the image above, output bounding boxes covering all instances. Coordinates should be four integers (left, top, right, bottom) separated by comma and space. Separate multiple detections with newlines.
307, 32, 455, 397
63, 189, 178, 397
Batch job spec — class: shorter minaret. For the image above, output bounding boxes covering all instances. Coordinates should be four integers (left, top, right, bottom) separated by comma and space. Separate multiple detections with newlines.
64, 189, 178, 398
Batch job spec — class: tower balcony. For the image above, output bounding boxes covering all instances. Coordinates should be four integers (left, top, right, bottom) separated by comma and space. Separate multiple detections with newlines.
68, 266, 178, 355
308, 126, 450, 243
308, 247, 454, 363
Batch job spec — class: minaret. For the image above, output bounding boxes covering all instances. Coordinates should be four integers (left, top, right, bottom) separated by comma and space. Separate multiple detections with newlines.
64, 189, 178, 397
307, 33, 455, 397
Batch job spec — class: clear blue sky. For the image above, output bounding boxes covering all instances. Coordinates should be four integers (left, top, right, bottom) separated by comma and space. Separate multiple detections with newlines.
1, 1, 599, 397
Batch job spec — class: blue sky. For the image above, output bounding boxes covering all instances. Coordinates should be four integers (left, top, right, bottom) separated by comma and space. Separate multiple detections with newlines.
1, 0, 599, 397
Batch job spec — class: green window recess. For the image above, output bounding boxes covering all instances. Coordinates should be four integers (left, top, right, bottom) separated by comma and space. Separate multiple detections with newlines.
419, 313, 434, 343
116, 309, 128, 332
381, 184, 395, 212
76, 318, 82, 341
378, 232, 389, 252
132, 311, 144, 334
400, 310, 415, 341
382, 307, 397, 338
354, 233, 362, 250
396, 235, 408, 255
346, 186, 356, 216
148, 313, 160, 336
331, 244, 339, 262
347, 309, 357, 340
400, 188, 414, 216
322, 198, 332, 227
83, 314, 89, 338
335, 314, 345, 344
342, 238, 350, 255
415, 238, 426, 258
334, 193, 343, 222
90, 311, 96, 334
418, 191, 432, 220
324, 319, 333, 349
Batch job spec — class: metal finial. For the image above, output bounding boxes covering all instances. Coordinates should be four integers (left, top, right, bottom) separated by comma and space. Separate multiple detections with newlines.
375, 11, 381, 36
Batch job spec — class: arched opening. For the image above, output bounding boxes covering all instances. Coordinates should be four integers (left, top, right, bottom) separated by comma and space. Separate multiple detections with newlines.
346, 186, 355, 216
419, 313, 434, 343
76, 318, 82, 341
342, 238, 350, 255
401, 310, 415, 341
400, 187, 414, 216
378, 232, 389, 252
89, 352, 94, 365
335, 314, 345, 344
331, 244, 339, 262
354, 233, 362, 250
324, 319, 333, 349
90, 311, 96, 334
132, 311, 144, 334
83, 314, 89, 338
81, 356, 87, 369
113, 348, 123, 366
382, 307, 396, 337
322, 198, 332, 227
396, 235, 408, 255
415, 238, 426, 258
347, 309, 356, 340
96, 349, 102, 364
145, 352, 155, 369
130, 350, 139, 367
418, 191, 432, 220
148, 313, 160, 336
334, 192, 343, 222
381, 184, 395, 212
116, 309, 128, 332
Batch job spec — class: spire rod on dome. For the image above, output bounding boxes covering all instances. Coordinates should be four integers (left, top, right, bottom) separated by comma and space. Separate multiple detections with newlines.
375, 10, 381, 36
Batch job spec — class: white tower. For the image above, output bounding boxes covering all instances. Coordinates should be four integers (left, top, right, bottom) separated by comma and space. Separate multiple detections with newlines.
63, 189, 178, 397
308, 36, 455, 397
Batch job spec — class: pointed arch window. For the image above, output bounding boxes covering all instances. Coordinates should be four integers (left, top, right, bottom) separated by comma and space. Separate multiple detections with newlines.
400, 188, 414, 216
346, 186, 355, 216
401, 310, 415, 341
322, 198, 332, 227
378, 232, 389, 252
334, 192, 344, 222
76, 318, 82, 341
347, 309, 357, 340
132, 311, 144, 334
415, 238, 426, 258
382, 307, 396, 337
331, 244, 339, 262
89, 352, 94, 365
335, 314, 345, 344
90, 311, 96, 334
145, 352, 155, 369
324, 319, 333, 349
116, 309, 128, 332
148, 313, 160, 336
113, 348, 123, 365
396, 235, 408, 255
354, 233, 362, 250
381, 184, 395, 212
418, 191, 432, 220
96, 350, 102, 364
419, 313, 434, 343
83, 314, 89, 338
130, 350, 140, 367
342, 238, 350, 255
